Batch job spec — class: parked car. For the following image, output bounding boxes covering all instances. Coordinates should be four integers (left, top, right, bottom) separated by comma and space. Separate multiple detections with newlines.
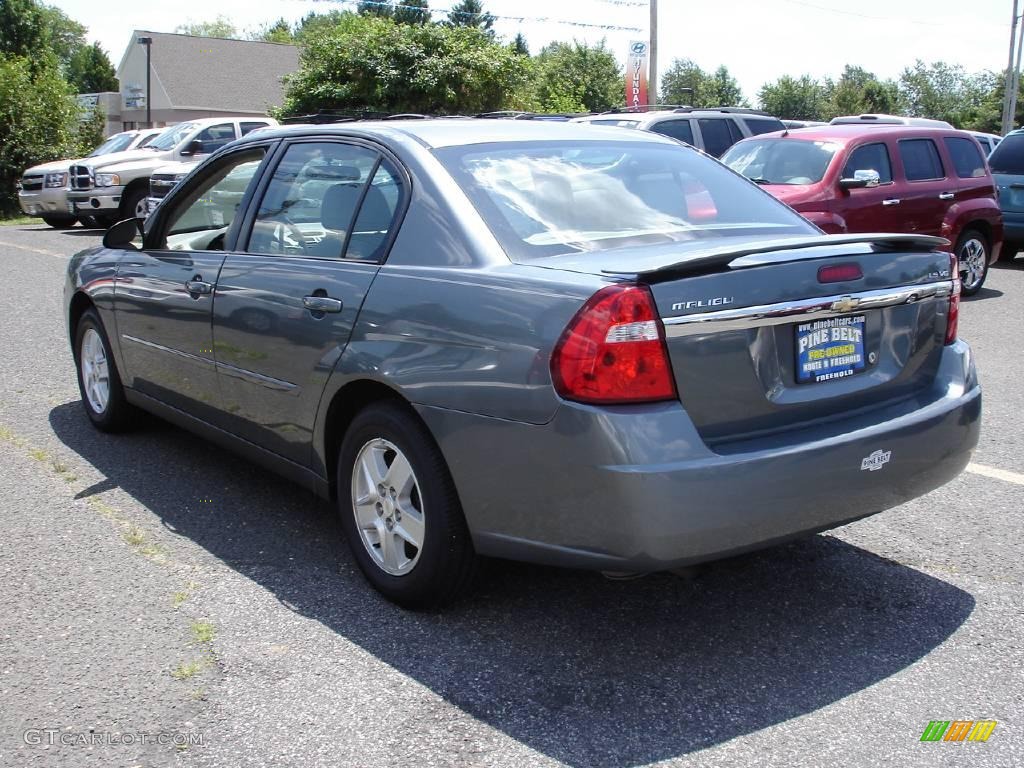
722, 125, 1003, 294
969, 131, 1001, 156
65, 116, 277, 227
782, 120, 828, 129
573, 107, 786, 157
17, 128, 164, 228
830, 114, 954, 128
66, 120, 980, 607
987, 128, 1024, 260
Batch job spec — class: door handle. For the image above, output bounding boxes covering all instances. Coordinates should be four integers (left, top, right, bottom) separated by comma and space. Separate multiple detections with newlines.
882, 198, 901, 206
302, 295, 343, 313
938, 192, 955, 200
185, 276, 213, 296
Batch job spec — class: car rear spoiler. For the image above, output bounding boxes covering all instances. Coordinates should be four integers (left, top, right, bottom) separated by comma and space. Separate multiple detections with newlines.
601, 233, 950, 276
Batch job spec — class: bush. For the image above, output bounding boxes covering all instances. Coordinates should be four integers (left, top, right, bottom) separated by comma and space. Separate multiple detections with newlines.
278, 14, 529, 116
0, 54, 80, 215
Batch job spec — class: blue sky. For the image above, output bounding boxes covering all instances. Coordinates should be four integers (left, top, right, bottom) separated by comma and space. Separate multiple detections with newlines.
50, 0, 1014, 102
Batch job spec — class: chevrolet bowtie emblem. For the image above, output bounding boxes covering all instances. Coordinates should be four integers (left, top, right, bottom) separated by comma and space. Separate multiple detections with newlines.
831, 296, 861, 313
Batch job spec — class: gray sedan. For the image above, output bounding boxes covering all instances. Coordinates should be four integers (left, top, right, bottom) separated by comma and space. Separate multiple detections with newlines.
65, 120, 980, 607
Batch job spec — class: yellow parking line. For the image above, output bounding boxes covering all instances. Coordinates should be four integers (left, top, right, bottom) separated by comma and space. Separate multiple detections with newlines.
967, 462, 1024, 486
0, 239, 67, 259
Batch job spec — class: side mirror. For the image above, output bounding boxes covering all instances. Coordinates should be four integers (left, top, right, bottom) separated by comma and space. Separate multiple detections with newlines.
180, 139, 203, 156
839, 169, 881, 189
103, 217, 143, 251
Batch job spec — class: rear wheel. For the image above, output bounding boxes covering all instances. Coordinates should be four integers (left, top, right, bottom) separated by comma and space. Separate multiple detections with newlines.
337, 402, 476, 608
41, 214, 76, 229
956, 229, 989, 296
74, 308, 135, 432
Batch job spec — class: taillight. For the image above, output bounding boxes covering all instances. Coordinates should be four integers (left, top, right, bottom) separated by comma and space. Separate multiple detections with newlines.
946, 251, 960, 345
551, 284, 677, 404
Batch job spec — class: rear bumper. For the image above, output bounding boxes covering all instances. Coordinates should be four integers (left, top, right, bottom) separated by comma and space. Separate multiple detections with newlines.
419, 340, 980, 571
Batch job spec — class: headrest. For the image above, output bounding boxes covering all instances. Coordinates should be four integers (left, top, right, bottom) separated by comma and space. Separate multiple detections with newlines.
321, 183, 362, 230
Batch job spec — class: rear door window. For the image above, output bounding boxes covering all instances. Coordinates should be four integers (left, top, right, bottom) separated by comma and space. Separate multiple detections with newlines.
842, 143, 894, 183
943, 137, 987, 178
193, 123, 237, 154
649, 119, 694, 144
899, 138, 945, 181
743, 117, 785, 136
697, 118, 734, 157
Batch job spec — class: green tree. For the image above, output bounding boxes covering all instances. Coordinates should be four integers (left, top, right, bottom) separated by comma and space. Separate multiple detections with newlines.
66, 42, 118, 92
447, 0, 494, 31
531, 40, 622, 113
295, 10, 350, 41
827, 65, 897, 118
278, 14, 530, 116
252, 18, 294, 44
0, 55, 80, 214
357, 1, 393, 17
394, 0, 430, 25
969, 69, 1024, 132
38, 3, 87, 69
1, 0, 87, 75
704, 65, 747, 107
175, 16, 240, 38
511, 32, 528, 56
660, 58, 704, 106
76, 102, 107, 155
758, 74, 831, 120
897, 60, 987, 128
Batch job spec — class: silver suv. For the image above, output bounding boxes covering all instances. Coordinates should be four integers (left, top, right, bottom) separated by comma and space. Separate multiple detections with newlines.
573, 107, 785, 157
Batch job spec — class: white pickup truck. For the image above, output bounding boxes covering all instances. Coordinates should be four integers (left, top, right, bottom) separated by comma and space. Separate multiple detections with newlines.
65, 116, 276, 226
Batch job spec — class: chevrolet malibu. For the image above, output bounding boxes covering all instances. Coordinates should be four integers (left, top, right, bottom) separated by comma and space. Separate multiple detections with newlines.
65, 120, 981, 607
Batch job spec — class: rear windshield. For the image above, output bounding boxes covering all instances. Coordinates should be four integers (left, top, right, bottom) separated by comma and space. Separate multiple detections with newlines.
721, 138, 839, 185
988, 133, 1024, 175
435, 140, 815, 260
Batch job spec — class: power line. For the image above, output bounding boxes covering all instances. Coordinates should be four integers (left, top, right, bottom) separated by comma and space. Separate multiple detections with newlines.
306, 0, 644, 32
777, 0, 999, 28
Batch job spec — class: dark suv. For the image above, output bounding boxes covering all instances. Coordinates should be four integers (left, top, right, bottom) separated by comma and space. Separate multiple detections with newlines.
988, 128, 1024, 261
573, 107, 785, 157
722, 125, 1003, 295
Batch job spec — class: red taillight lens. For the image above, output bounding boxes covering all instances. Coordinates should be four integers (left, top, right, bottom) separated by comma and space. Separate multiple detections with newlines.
551, 284, 677, 404
817, 263, 863, 283
946, 251, 960, 345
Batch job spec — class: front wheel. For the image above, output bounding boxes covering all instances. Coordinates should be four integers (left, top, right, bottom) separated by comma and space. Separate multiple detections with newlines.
74, 308, 135, 432
956, 229, 990, 296
120, 186, 148, 221
41, 214, 76, 229
337, 402, 476, 608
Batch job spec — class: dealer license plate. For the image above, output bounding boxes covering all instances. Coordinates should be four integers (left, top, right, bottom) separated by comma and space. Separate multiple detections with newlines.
795, 315, 866, 384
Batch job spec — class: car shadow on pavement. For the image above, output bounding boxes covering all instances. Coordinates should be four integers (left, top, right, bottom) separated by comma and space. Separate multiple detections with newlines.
49, 402, 975, 768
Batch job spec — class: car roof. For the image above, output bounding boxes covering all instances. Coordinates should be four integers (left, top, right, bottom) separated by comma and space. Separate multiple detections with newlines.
575, 110, 779, 126
735, 124, 973, 145
238, 118, 681, 149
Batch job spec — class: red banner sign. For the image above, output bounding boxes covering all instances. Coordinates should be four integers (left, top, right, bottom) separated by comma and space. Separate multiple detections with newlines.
626, 40, 649, 110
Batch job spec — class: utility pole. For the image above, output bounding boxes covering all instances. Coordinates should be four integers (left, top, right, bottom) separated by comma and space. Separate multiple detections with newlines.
1002, 0, 1019, 135
649, 0, 658, 106
1010, 15, 1024, 131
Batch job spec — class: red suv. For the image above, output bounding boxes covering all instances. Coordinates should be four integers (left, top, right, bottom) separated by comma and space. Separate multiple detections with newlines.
721, 125, 1003, 294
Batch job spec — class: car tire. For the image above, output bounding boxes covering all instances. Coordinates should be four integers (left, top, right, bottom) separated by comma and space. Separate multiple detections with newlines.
74, 308, 135, 432
120, 186, 148, 221
337, 401, 476, 608
999, 241, 1020, 262
79, 214, 114, 230
41, 214, 76, 229
956, 229, 990, 296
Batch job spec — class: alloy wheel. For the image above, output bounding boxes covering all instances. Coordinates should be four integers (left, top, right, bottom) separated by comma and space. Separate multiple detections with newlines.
959, 237, 987, 292
80, 328, 110, 414
351, 438, 425, 576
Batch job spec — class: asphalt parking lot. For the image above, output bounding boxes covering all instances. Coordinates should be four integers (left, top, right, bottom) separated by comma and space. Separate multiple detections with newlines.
0, 222, 1021, 768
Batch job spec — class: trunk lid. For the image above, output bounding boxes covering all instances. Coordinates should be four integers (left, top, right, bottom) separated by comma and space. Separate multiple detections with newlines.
535, 234, 956, 445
